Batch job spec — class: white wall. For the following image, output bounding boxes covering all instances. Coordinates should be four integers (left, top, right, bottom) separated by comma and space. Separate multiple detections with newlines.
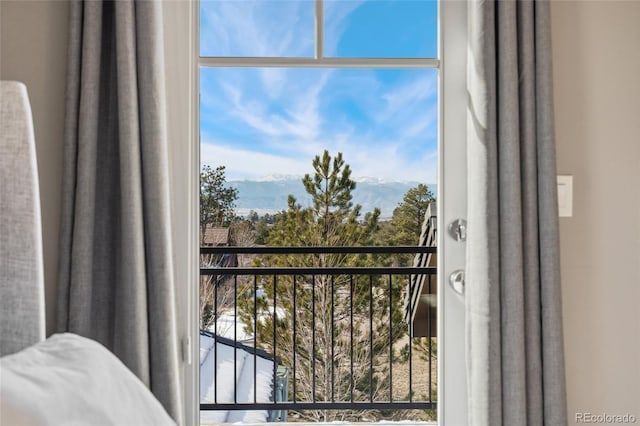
552, 1, 640, 423
0, 0, 68, 336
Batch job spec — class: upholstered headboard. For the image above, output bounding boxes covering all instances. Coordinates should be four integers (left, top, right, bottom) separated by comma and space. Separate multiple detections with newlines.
0, 81, 46, 356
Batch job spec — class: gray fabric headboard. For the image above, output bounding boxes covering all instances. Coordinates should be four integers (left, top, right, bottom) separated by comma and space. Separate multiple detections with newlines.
0, 81, 46, 356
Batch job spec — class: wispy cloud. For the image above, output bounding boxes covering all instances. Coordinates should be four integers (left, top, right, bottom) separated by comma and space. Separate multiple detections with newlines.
200, 0, 314, 57
199, 2, 438, 185
323, 0, 366, 56
399, 105, 438, 140
201, 140, 312, 180
201, 67, 438, 183
379, 74, 438, 121
202, 128, 438, 184
202, 67, 334, 147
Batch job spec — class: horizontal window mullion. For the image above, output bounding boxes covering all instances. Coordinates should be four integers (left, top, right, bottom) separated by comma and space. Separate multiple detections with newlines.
198, 56, 440, 69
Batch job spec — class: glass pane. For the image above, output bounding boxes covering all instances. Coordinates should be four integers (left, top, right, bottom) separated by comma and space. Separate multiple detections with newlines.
200, 0, 314, 57
324, 0, 438, 58
200, 67, 438, 214
200, 66, 439, 422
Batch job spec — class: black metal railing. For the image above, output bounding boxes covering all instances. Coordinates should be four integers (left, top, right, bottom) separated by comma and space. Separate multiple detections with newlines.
199, 246, 437, 420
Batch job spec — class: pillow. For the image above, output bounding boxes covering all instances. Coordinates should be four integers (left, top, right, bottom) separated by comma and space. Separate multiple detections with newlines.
0, 333, 176, 426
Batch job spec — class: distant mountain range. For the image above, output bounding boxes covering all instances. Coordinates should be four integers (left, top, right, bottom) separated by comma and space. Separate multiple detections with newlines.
228, 176, 437, 220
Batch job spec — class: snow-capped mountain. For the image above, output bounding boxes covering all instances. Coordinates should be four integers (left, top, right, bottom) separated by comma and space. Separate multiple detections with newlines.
228, 176, 436, 220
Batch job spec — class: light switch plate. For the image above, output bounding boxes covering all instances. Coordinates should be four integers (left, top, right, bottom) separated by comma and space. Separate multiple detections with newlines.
557, 175, 573, 217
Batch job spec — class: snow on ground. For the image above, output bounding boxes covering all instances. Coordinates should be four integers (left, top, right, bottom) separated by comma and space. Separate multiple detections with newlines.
208, 313, 254, 342
209, 309, 287, 343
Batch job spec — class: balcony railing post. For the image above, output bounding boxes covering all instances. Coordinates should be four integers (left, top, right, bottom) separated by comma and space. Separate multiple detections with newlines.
272, 274, 277, 407
389, 273, 393, 403
214, 277, 218, 404
253, 275, 257, 404
312, 273, 316, 404
330, 275, 335, 404
234, 274, 238, 404
369, 275, 373, 403
408, 273, 413, 404
349, 274, 354, 404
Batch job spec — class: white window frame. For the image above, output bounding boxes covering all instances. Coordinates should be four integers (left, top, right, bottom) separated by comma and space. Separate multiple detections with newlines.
438, 1, 468, 425
164, 1, 467, 424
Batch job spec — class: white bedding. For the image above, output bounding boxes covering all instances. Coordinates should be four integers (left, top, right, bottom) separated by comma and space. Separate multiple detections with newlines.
0, 333, 176, 426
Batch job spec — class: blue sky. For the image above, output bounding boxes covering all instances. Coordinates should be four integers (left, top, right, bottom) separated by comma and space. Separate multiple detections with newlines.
200, 0, 438, 183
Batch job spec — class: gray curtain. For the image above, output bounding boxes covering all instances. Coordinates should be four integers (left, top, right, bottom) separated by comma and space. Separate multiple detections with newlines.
466, 1, 567, 425
57, 1, 182, 422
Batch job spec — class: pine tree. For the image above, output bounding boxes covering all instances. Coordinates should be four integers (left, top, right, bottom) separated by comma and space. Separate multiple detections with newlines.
199, 165, 240, 330
239, 151, 416, 422
199, 165, 239, 244
389, 183, 435, 246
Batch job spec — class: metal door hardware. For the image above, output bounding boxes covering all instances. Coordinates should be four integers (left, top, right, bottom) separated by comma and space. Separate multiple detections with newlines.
448, 219, 467, 242
449, 270, 465, 295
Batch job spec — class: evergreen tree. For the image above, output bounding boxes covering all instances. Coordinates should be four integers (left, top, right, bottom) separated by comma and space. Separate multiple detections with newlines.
302, 151, 357, 241
389, 183, 435, 246
199, 165, 239, 244
199, 165, 239, 330
240, 151, 417, 422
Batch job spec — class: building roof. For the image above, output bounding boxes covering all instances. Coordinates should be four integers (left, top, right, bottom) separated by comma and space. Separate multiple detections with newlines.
202, 226, 230, 246
199, 330, 274, 424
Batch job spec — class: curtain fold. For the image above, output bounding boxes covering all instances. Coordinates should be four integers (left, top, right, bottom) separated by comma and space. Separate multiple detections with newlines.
466, 1, 567, 425
57, 1, 182, 422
